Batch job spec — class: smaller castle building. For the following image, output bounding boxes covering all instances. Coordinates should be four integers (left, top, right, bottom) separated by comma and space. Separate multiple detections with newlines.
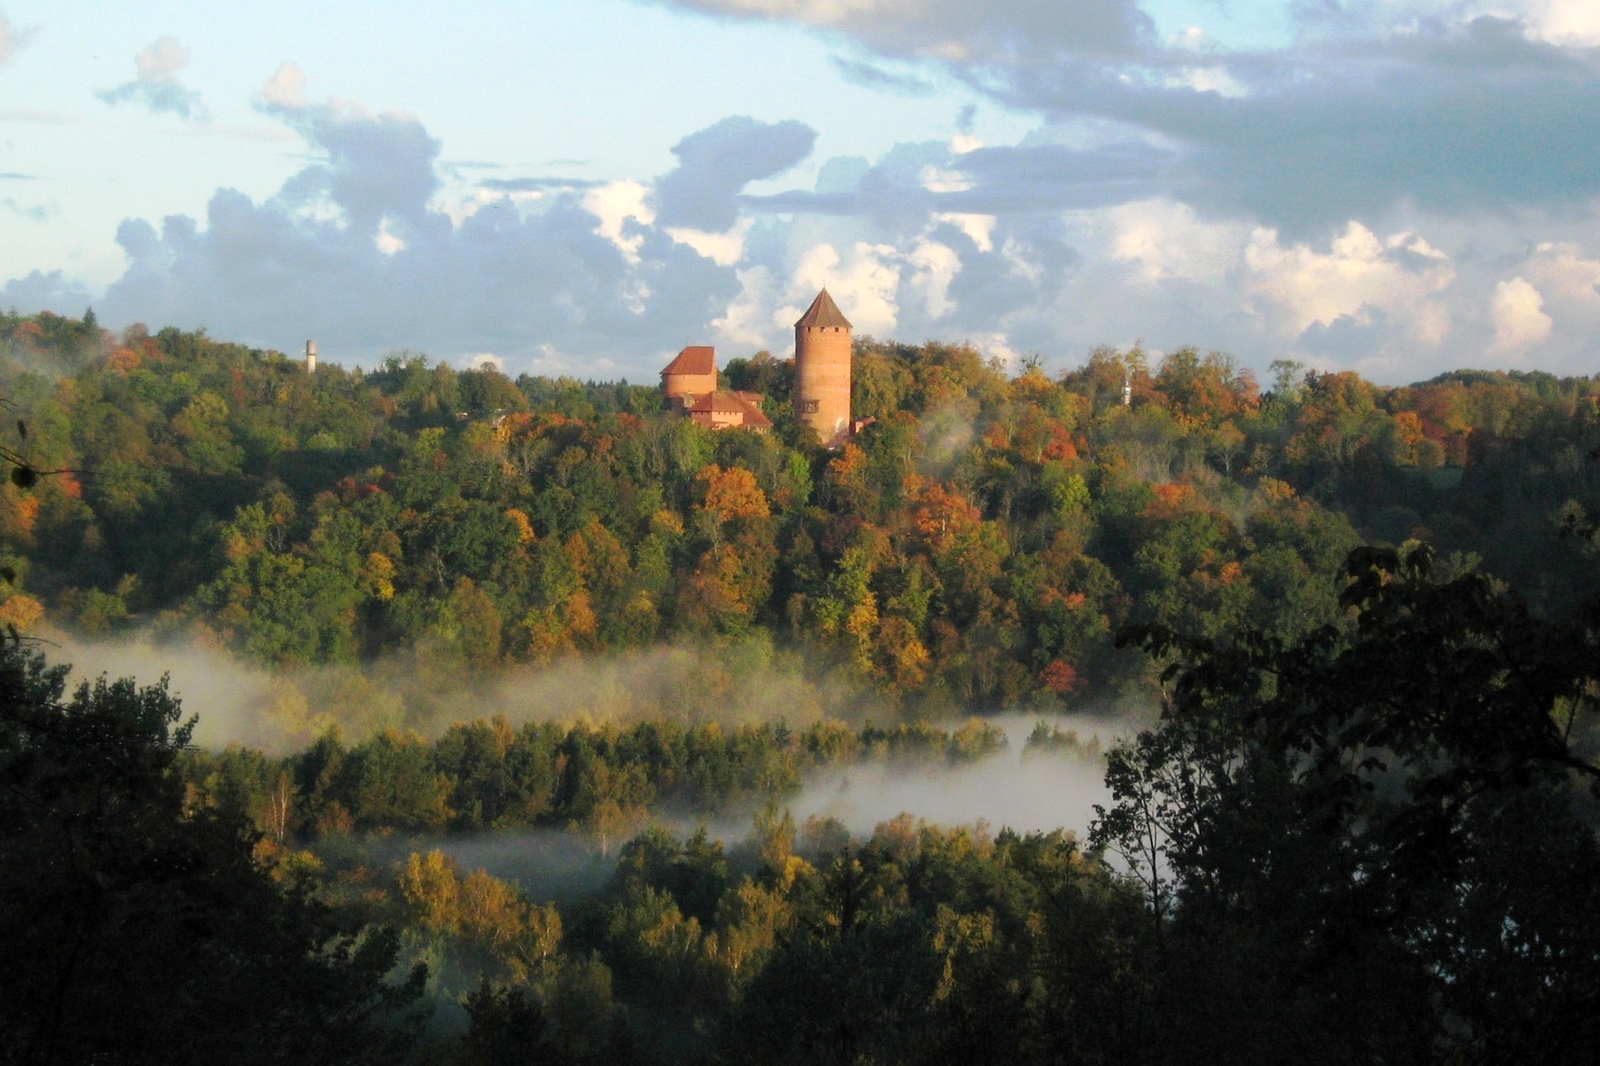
686, 390, 772, 432
660, 288, 857, 442
660, 345, 717, 405
660, 345, 770, 433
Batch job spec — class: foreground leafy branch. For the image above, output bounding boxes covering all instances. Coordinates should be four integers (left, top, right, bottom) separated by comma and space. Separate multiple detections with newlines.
1094, 545, 1600, 1063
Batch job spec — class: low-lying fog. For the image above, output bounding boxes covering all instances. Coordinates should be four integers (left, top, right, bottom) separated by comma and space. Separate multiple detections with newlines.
46, 630, 1142, 885
785, 714, 1131, 841
43, 629, 857, 750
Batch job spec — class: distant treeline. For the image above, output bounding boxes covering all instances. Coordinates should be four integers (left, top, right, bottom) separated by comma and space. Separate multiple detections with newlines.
183, 714, 1086, 847
6, 309, 1600, 728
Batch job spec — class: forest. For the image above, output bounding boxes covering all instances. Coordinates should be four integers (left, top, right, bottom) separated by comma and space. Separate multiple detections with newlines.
2, 308, 1599, 1064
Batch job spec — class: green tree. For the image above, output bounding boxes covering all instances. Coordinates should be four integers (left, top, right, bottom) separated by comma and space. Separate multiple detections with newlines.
0, 645, 424, 1064
1098, 544, 1600, 1063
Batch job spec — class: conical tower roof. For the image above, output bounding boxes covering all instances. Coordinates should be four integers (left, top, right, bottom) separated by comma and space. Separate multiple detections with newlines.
794, 288, 852, 330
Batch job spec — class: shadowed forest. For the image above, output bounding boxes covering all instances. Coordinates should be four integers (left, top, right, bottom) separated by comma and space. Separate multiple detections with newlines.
3, 309, 1599, 1064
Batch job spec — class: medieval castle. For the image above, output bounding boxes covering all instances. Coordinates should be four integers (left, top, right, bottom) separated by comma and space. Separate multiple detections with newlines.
661, 289, 860, 446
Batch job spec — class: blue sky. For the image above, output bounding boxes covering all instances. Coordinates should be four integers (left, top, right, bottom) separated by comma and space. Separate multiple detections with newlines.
3, 1, 1600, 383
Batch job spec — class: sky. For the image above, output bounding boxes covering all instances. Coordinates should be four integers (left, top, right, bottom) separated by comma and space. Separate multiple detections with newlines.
2, 1, 1600, 384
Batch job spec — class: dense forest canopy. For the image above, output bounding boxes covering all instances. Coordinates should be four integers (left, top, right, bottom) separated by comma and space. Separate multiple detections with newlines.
4, 309, 1600, 1064
4, 309, 1599, 732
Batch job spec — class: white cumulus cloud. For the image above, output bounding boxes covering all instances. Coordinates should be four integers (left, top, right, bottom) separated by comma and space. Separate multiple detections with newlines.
788, 241, 902, 336
582, 181, 656, 265
1518, 0, 1600, 45
1490, 276, 1553, 355
260, 62, 308, 108
907, 238, 961, 318
665, 217, 753, 267
1105, 198, 1244, 284
1245, 223, 1455, 345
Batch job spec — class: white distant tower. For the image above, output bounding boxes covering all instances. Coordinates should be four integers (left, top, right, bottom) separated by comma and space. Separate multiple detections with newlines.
1122, 374, 1131, 406
305, 340, 317, 373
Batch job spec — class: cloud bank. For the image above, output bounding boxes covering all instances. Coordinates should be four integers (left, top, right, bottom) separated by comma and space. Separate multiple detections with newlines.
7, 3, 1600, 383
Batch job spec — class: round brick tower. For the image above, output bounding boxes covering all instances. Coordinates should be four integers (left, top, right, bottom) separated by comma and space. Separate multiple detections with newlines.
793, 288, 853, 446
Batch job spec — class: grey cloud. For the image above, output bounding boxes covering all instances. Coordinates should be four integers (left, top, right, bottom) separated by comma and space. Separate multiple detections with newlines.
925, 215, 1082, 338
97, 78, 206, 119
277, 106, 441, 232
816, 11, 1600, 234
817, 155, 870, 193
945, 141, 1172, 212
3, 197, 52, 221
742, 141, 942, 231
96, 36, 208, 120
35, 102, 738, 374
1029, 18, 1600, 233
830, 55, 938, 96
721, 129, 1600, 382
1299, 309, 1395, 362
0, 269, 93, 314
652, 115, 816, 231
480, 176, 602, 192
655, 0, 1154, 62
668, 4, 1600, 234
741, 140, 1170, 221
15, 58, 1600, 395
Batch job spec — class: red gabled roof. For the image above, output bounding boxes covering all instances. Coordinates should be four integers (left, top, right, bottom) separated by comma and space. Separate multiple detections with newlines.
737, 395, 773, 429
794, 289, 852, 330
688, 390, 772, 428
662, 345, 716, 377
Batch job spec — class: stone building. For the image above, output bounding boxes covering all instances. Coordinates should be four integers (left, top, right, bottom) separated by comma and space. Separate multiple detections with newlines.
686, 390, 772, 432
793, 289, 853, 446
659, 287, 857, 441
659, 344, 771, 433
660, 345, 717, 406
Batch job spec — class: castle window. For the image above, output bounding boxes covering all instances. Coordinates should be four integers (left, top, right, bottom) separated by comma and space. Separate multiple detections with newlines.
800, 399, 820, 413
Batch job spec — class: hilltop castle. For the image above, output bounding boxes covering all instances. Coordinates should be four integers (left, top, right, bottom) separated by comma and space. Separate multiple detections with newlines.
660, 345, 773, 433
660, 288, 856, 445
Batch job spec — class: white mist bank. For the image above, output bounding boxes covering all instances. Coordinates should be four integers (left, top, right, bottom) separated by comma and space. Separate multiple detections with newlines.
44, 629, 291, 751
786, 713, 1134, 840
41, 631, 1148, 852
393, 734, 1126, 902
40, 628, 853, 752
